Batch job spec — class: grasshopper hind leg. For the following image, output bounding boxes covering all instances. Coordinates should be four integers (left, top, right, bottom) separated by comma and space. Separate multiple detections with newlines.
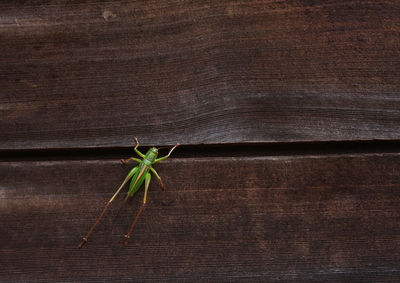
123, 172, 151, 246
77, 166, 138, 248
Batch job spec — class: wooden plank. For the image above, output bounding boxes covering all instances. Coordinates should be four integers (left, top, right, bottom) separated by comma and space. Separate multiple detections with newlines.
1, 153, 399, 281
1, 1, 399, 150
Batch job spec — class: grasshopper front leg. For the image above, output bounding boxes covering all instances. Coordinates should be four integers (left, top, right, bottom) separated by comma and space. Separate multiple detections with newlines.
154, 143, 179, 163
134, 137, 145, 158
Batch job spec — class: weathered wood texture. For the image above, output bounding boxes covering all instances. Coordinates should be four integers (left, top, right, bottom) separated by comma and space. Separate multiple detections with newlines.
1, 154, 399, 281
1, 1, 399, 282
1, 0, 400, 150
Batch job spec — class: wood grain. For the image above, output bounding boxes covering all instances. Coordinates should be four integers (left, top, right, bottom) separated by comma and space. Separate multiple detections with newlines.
1, 153, 399, 281
1, 0, 399, 150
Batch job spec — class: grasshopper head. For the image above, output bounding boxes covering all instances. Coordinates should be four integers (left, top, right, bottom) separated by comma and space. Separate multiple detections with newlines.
147, 147, 159, 161
150, 147, 158, 153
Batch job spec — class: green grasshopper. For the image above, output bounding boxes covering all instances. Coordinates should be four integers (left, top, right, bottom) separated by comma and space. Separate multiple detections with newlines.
78, 137, 179, 248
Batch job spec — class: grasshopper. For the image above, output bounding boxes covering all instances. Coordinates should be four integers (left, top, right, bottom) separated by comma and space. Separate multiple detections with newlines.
78, 137, 179, 248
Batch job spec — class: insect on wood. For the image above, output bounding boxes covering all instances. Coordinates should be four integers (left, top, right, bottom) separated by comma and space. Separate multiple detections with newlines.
78, 138, 179, 248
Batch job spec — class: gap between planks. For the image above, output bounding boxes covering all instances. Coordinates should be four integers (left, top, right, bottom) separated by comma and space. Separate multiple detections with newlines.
1, 139, 400, 162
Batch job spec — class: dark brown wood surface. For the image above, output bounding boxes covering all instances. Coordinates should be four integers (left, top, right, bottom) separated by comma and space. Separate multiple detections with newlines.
1, 0, 400, 282
1, 0, 400, 149
1, 154, 400, 282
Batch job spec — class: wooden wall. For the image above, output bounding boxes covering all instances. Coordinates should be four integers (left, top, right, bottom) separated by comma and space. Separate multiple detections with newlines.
1, 0, 399, 281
